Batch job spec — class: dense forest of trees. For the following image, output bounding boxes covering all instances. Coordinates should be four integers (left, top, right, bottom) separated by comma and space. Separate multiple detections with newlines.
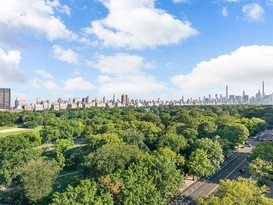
0, 105, 273, 204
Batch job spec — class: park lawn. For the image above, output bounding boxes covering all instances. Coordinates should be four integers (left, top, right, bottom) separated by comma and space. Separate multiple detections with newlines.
0, 130, 30, 137
0, 125, 17, 130
54, 174, 80, 192
0, 126, 43, 138
31, 126, 43, 132
41, 150, 56, 161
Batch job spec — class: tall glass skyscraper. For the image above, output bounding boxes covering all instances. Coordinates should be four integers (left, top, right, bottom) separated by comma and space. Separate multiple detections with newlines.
0, 88, 11, 109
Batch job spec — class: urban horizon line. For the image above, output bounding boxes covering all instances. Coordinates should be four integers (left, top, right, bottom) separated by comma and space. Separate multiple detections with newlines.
0, 81, 272, 111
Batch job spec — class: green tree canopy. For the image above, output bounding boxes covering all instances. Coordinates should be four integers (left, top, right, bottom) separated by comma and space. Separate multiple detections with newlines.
86, 133, 122, 152
0, 148, 41, 186
20, 159, 60, 203
121, 128, 149, 151
198, 121, 217, 138
187, 149, 215, 179
198, 178, 273, 205
106, 154, 184, 205
156, 133, 187, 153
51, 179, 114, 205
217, 123, 249, 149
249, 142, 273, 162
248, 157, 273, 180
84, 143, 145, 178
194, 138, 224, 170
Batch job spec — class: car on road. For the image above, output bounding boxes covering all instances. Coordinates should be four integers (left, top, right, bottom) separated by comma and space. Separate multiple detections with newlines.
239, 169, 246, 173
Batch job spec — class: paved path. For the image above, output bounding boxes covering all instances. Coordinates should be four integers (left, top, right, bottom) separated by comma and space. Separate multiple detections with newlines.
57, 171, 80, 178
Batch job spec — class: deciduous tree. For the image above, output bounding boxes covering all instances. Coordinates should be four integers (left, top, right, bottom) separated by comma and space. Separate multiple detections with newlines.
20, 159, 60, 203
198, 178, 273, 205
188, 149, 214, 179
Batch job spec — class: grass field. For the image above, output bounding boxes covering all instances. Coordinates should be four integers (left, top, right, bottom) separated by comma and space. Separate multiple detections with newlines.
0, 125, 17, 131
0, 126, 43, 137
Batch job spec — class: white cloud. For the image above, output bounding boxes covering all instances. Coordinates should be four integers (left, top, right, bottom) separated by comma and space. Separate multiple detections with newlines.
83, 0, 197, 49
36, 69, 53, 79
53, 45, 79, 64
57, 5, 71, 16
92, 53, 153, 74
171, 45, 273, 98
29, 77, 95, 91
172, 0, 191, 3
242, 3, 264, 22
97, 75, 112, 84
29, 78, 60, 90
92, 53, 166, 98
0, 48, 27, 84
225, 0, 241, 2
222, 7, 228, 17
46, 0, 71, 16
97, 74, 166, 99
0, 0, 77, 41
62, 77, 95, 91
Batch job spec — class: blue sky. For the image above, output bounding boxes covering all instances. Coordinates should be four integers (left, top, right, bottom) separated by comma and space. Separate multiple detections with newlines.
1, 0, 273, 104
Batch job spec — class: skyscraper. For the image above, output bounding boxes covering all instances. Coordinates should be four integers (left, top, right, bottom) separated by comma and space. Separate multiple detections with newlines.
113, 94, 116, 103
226, 85, 229, 100
262, 81, 265, 98
15, 97, 26, 108
121, 94, 129, 105
0, 88, 11, 110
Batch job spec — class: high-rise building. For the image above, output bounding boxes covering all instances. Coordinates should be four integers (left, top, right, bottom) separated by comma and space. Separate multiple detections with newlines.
256, 89, 262, 102
121, 94, 129, 105
262, 81, 265, 98
15, 97, 26, 108
86, 96, 91, 104
36, 97, 41, 104
113, 94, 116, 103
0, 88, 11, 110
57, 98, 62, 104
242, 95, 249, 103
226, 85, 229, 100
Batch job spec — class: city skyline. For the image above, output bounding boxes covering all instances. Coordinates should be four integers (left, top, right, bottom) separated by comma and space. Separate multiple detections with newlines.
1, 1, 273, 102
3, 80, 272, 110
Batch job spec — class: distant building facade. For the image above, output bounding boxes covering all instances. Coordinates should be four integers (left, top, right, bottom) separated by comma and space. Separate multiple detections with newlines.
121, 94, 129, 105
0, 88, 11, 110
15, 97, 26, 108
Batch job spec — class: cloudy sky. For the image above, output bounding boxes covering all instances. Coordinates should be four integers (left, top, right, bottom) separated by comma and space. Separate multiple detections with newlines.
1, 0, 273, 103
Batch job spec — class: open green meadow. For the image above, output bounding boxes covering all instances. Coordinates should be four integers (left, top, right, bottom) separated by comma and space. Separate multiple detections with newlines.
0, 125, 17, 130
0, 126, 43, 137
